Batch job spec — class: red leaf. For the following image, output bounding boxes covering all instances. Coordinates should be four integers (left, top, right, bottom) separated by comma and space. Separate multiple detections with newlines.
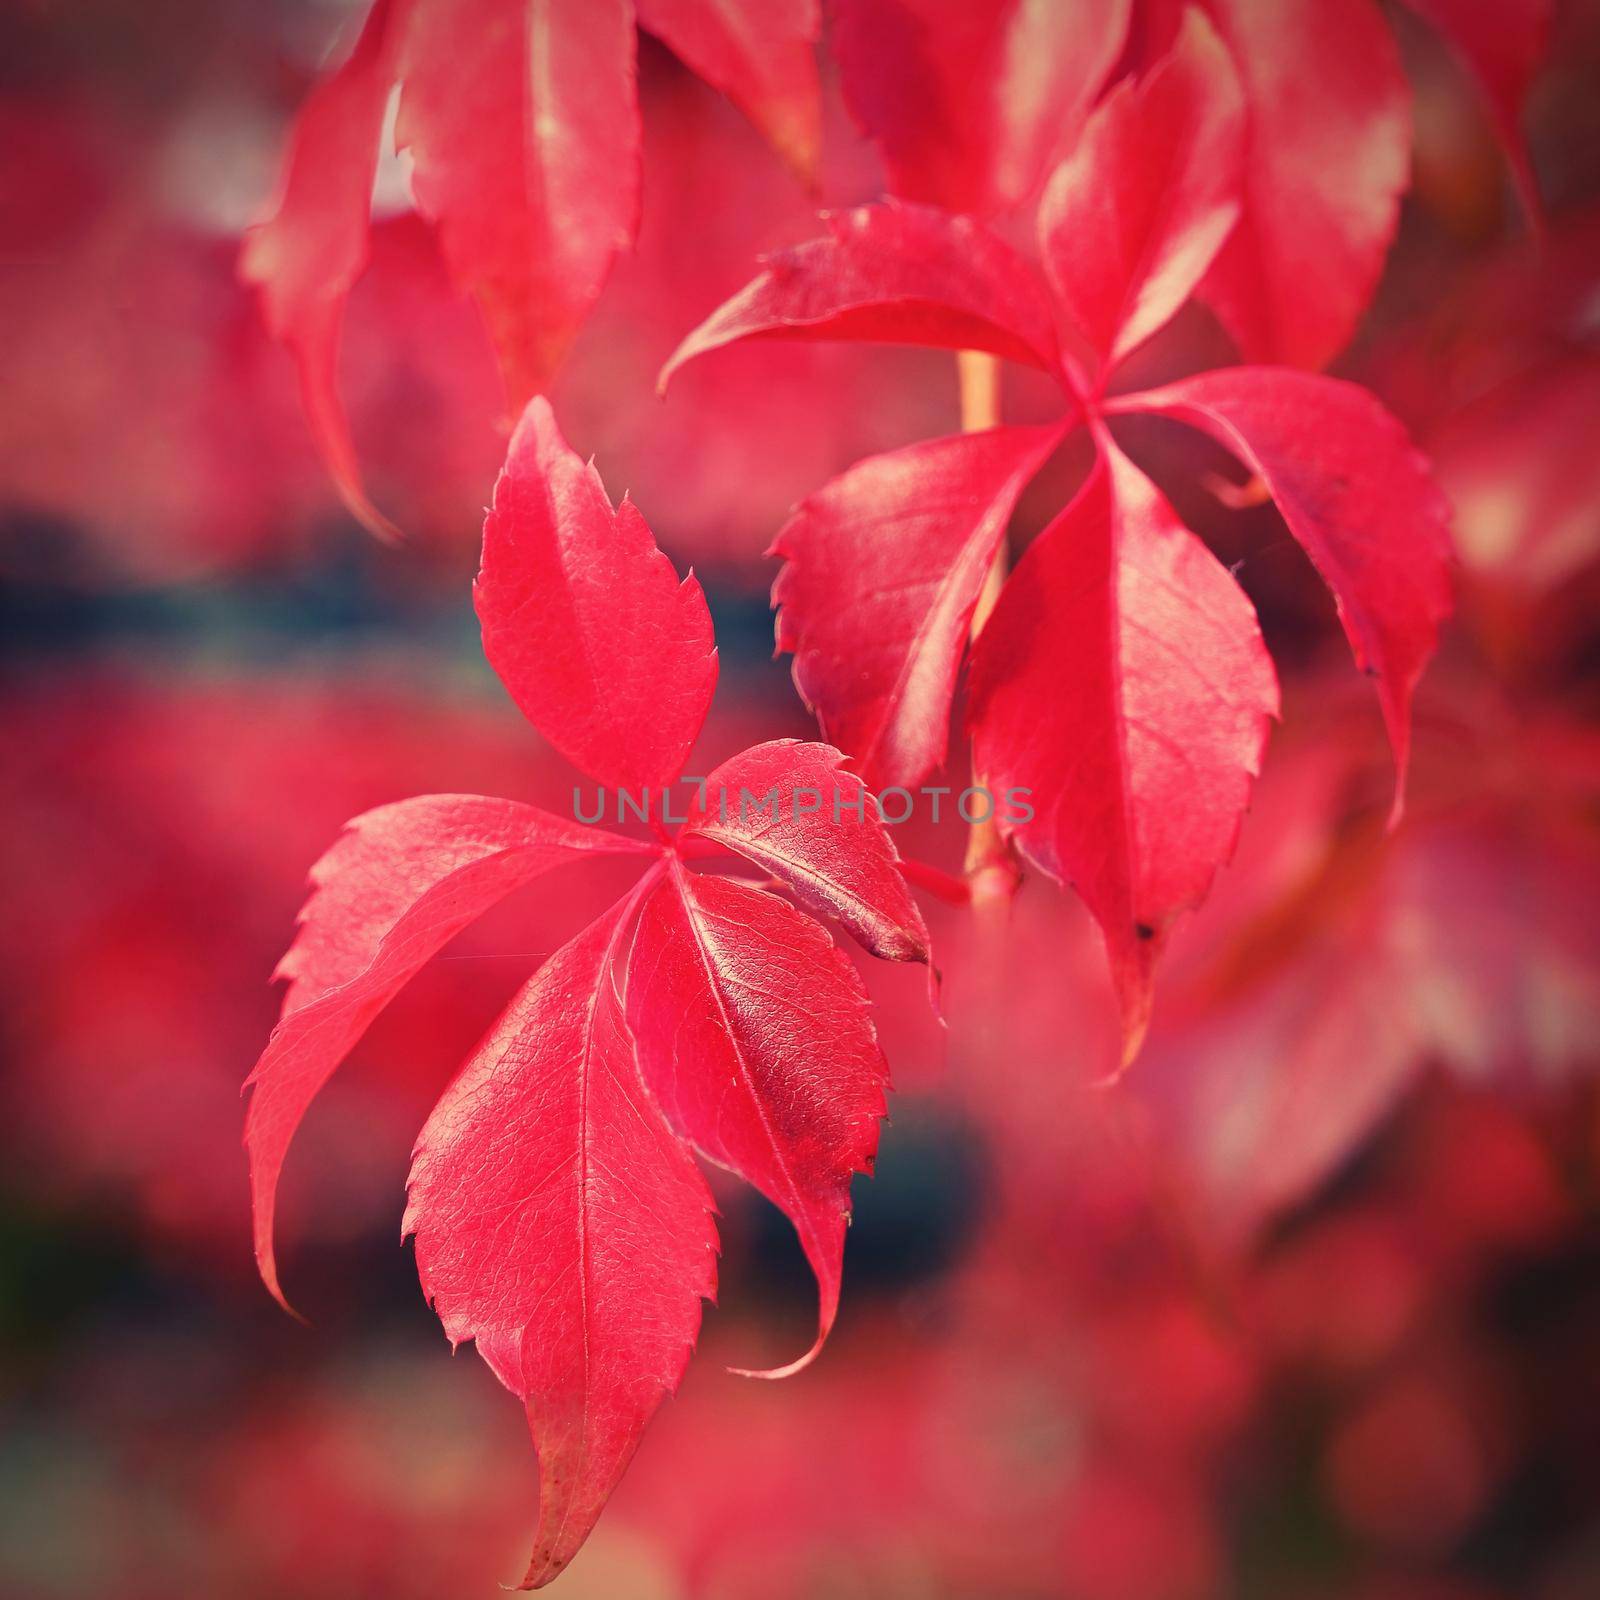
246, 414, 931, 1580
476, 397, 717, 792
405, 890, 717, 1589
1430, 353, 1600, 598
245, 796, 649, 1310
968, 440, 1277, 1064
238, 0, 400, 539
395, 0, 640, 406
830, 0, 1132, 216
1196, 0, 1410, 368
681, 740, 930, 963
1400, 0, 1551, 218
666, 67, 1451, 1046
1141, 717, 1600, 1239
628, 863, 889, 1375
660, 202, 1062, 388
1037, 8, 1244, 371
1114, 369, 1453, 818
636, 0, 822, 180
769, 424, 1064, 791
241, 0, 836, 534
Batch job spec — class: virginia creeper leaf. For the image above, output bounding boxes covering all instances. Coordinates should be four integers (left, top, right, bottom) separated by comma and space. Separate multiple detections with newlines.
1143, 731, 1600, 1239
395, 0, 640, 407
405, 891, 717, 1589
830, 0, 1132, 216
1037, 8, 1244, 371
628, 863, 889, 1375
636, 0, 821, 181
968, 440, 1277, 1065
1115, 368, 1453, 817
1430, 353, 1600, 596
681, 740, 930, 963
248, 410, 933, 1581
244, 0, 836, 531
769, 423, 1065, 791
238, 0, 400, 539
660, 202, 1062, 388
477, 396, 717, 791
1400, 0, 1551, 218
1196, 0, 1410, 369
245, 795, 649, 1310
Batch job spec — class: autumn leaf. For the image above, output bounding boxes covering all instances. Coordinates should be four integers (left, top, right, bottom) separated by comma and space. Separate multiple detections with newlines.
244, 396, 927, 1586
827, 0, 1550, 368
243, 0, 823, 534
396, 0, 640, 410
1192, 0, 1411, 369
1400, 0, 1552, 221
967, 437, 1278, 1063
666, 14, 1452, 1060
635, 0, 821, 180
769, 423, 1064, 792
1137, 698, 1600, 1240
1108, 369, 1455, 819
475, 397, 718, 793
830, 0, 1132, 216
237, 0, 403, 539
405, 889, 717, 1587
628, 862, 890, 1377
1035, 8, 1245, 373
658, 201, 1063, 386
678, 740, 930, 963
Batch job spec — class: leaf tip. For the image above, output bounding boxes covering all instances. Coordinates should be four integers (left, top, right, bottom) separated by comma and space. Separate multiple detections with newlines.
255, 1246, 311, 1327
656, 342, 691, 397
1108, 933, 1161, 1076
726, 1327, 828, 1382
1385, 778, 1408, 835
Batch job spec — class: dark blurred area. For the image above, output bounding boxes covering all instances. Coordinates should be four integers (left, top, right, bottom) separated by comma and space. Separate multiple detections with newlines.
2, 2, 1599, 1596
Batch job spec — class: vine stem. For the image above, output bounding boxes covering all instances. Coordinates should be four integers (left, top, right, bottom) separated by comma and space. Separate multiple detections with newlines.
956, 350, 1019, 907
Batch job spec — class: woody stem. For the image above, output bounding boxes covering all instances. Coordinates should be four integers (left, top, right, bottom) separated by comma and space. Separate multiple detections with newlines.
957, 350, 1017, 905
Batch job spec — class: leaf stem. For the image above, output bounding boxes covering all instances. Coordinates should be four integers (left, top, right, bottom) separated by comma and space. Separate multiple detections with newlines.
898, 856, 973, 906
957, 350, 1019, 906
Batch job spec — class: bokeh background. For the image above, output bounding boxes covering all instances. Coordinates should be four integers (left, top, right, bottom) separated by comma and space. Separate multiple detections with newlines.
3, 2, 1599, 1596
